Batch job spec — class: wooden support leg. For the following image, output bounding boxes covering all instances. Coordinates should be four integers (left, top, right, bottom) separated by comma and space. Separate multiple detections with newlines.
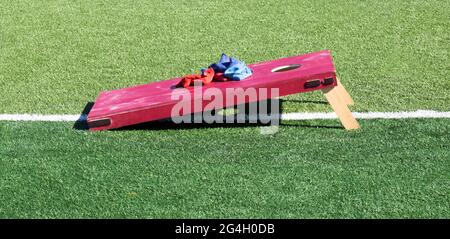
335, 78, 354, 106
322, 86, 360, 130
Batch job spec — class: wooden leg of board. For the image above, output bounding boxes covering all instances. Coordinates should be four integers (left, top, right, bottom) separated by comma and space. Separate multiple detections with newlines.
335, 78, 354, 106
322, 86, 360, 130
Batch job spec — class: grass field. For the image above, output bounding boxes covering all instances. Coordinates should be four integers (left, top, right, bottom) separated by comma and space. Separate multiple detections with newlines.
0, 0, 449, 218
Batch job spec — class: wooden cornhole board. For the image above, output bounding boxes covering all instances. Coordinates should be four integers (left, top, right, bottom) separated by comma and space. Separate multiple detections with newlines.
87, 50, 359, 131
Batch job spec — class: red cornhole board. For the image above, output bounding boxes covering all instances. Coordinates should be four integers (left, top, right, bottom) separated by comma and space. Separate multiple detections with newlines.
87, 50, 359, 131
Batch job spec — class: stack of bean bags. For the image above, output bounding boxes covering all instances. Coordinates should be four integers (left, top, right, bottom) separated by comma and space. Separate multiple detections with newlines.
177, 53, 252, 88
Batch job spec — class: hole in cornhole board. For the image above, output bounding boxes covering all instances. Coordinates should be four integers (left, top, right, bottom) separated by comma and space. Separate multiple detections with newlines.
271, 64, 301, 73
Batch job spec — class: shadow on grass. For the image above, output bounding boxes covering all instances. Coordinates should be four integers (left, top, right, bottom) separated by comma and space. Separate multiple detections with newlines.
112, 119, 343, 131
72, 102, 94, 130
281, 120, 343, 130
281, 99, 328, 105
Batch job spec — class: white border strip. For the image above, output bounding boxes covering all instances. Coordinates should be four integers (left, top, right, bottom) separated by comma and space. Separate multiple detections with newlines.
0, 110, 449, 122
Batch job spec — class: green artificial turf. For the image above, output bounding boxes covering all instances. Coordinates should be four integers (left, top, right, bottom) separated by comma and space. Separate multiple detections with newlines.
0, 0, 449, 114
0, 0, 449, 219
0, 119, 449, 218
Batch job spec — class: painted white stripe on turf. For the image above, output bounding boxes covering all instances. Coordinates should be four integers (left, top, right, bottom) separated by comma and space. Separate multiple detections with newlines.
0, 114, 86, 122
0, 110, 449, 122
281, 110, 450, 120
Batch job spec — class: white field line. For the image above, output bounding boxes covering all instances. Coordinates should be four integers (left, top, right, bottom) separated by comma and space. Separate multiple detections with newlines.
0, 114, 86, 122
0, 110, 449, 122
281, 110, 450, 120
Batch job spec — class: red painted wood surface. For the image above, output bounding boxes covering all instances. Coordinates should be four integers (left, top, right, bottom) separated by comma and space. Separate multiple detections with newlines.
87, 50, 337, 131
